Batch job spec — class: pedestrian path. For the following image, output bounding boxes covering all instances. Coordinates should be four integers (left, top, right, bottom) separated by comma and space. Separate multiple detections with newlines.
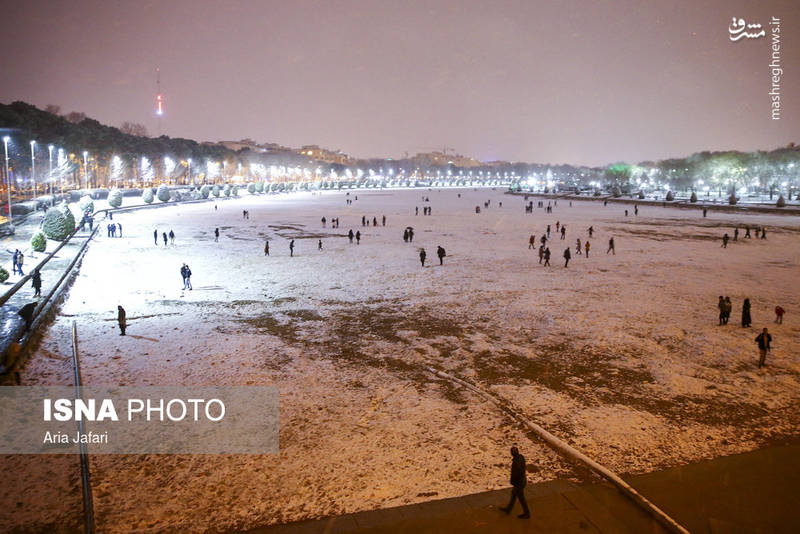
238, 441, 800, 534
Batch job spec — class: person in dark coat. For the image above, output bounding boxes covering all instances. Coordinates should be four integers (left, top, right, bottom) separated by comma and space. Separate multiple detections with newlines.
761, 227, 766, 239
318, 239, 323, 251
408, 228, 414, 242
264, 240, 270, 256
117, 305, 126, 335
215, 228, 219, 242
18, 302, 37, 331
419, 249, 426, 267
162, 232, 168, 246
154, 229, 158, 245
755, 328, 771, 368
348, 229, 354, 243
718, 296, 725, 325
723, 296, 732, 324
742, 298, 752, 328
563, 247, 571, 267
437, 246, 446, 265
775, 305, 785, 324
722, 233, 729, 248
403, 229, 409, 242
289, 239, 295, 257
356, 231, 361, 244
543, 248, 551, 266
607, 237, 615, 255
500, 446, 530, 518
169, 230, 175, 245
31, 269, 42, 297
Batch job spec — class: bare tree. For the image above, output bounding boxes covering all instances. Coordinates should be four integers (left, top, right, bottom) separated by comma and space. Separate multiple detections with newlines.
65, 111, 87, 123
120, 121, 149, 137
44, 104, 61, 115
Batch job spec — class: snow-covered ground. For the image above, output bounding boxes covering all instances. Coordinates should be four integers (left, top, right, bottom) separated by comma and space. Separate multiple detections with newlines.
3, 188, 799, 533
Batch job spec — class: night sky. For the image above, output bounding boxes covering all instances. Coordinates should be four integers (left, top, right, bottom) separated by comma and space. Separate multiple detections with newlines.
1, 0, 797, 166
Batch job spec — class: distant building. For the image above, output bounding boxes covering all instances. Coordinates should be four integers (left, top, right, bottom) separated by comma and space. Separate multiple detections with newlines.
299, 145, 353, 165
410, 151, 482, 168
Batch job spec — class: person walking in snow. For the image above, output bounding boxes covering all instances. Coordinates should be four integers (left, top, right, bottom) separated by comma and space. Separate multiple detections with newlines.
588, 226, 594, 238
321, 216, 326, 227
264, 240, 270, 256
718, 296, 726, 325
16, 251, 24, 276
755, 327, 772, 369
576, 238, 582, 255
607, 237, 615, 255
734, 227, 739, 241
117, 223, 122, 237
31, 269, 42, 297
546, 225, 551, 238
408, 228, 414, 242
162, 232, 168, 246
563, 247, 571, 267
761, 227, 767, 240
742, 298, 752, 328
117, 305, 126, 336
419, 248, 427, 267
585, 240, 590, 257
348, 229, 354, 244
723, 296, 732, 325
289, 239, 295, 257
722, 233, 729, 248
154, 229, 158, 245
543, 248, 551, 266
500, 446, 530, 519
538, 245, 544, 264
528, 235, 535, 249
560, 226, 566, 240
437, 246, 446, 265
372, 217, 377, 226
382, 215, 386, 226
403, 229, 409, 242
169, 230, 175, 245
318, 239, 323, 251
214, 228, 219, 242
11, 249, 19, 275
356, 231, 361, 244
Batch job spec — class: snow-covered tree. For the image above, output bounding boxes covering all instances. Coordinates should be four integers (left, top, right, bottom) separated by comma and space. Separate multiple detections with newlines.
0, 267, 8, 283
611, 186, 621, 197
231, 185, 239, 197
690, 191, 697, 203
30, 231, 47, 252
665, 191, 674, 201
247, 183, 256, 194
78, 195, 94, 214
42, 203, 76, 241
108, 188, 123, 208
256, 181, 264, 193
200, 184, 211, 199
223, 184, 231, 197
638, 190, 645, 199
776, 195, 786, 207
156, 184, 170, 202
212, 185, 220, 198
142, 188, 154, 204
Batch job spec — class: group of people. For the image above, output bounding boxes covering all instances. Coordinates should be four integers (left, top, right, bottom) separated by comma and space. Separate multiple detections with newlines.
360, 215, 386, 226
107, 222, 122, 237
529, 222, 612, 267
723, 225, 767, 247
154, 229, 176, 246
10, 249, 25, 275
716, 296, 786, 368
418, 246, 446, 267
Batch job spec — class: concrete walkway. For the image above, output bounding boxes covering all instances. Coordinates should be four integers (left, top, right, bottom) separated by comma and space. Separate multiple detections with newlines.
241, 441, 800, 534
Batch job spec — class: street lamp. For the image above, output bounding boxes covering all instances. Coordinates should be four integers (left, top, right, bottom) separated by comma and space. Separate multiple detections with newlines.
83, 151, 89, 188
48, 145, 54, 199
57, 148, 64, 193
3, 136, 11, 223
187, 158, 192, 186
30, 140, 36, 200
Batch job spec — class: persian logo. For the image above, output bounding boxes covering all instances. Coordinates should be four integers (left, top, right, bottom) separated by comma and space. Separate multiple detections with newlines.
728, 17, 765, 41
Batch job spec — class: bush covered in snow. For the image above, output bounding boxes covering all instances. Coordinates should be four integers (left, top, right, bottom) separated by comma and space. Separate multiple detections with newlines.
212, 185, 220, 197
42, 203, 76, 241
78, 195, 94, 214
142, 188, 154, 204
30, 230, 47, 252
247, 183, 256, 194
108, 188, 123, 208
776, 195, 786, 207
690, 191, 697, 203
223, 184, 231, 197
665, 191, 674, 201
0, 267, 8, 283
611, 186, 621, 198
156, 184, 170, 202
638, 190, 645, 199
199, 185, 210, 199
231, 185, 239, 196
256, 181, 264, 193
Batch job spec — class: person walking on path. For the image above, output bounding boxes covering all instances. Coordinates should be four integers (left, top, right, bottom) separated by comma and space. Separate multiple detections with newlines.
184, 264, 192, 290
348, 229, 354, 244
318, 239, 323, 251
16, 251, 24, 276
742, 298, 752, 328
437, 246, 446, 265
538, 245, 544, 264
722, 233, 729, 248
775, 305, 785, 324
528, 235, 535, 249
408, 228, 414, 242
563, 247, 571, 267
214, 228, 219, 242
169, 230, 175, 245
500, 446, 530, 519
419, 248, 427, 267
755, 328, 772, 368
543, 247, 551, 266
382, 215, 386, 226
607, 237, 615, 255
356, 231, 361, 244
585, 240, 590, 257
588, 226, 594, 238
162, 232, 168, 246
154, 229, 158, 245
31, 269, 42, 297
289, 239, 295, 257
11, 249, 19, 275
560, 226, 566, 240
718, 296, 726, 325
264, 240, 270, 256
723, 296, 732, 325
117, 305, 126, 336
576, 238, 582, 255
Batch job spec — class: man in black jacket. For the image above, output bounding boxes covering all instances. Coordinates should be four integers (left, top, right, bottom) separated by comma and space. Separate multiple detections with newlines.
755, 328, 772, 368
500, 446, 530, 518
